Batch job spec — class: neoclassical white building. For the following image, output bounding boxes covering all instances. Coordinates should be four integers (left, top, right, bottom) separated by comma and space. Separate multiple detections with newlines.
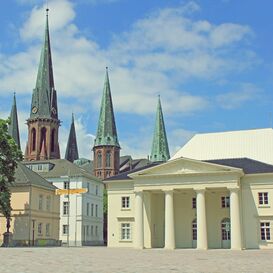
105, 157, 273, 249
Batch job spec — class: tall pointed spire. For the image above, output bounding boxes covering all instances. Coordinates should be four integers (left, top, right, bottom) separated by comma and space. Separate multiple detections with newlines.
150, 95, 170, 162
8, 93, 21, 150
30, 8, 58, 119
65, 113, 79, 162
94, 67, 120, 147
93, 67, 120, 179
25, 9, 60, 161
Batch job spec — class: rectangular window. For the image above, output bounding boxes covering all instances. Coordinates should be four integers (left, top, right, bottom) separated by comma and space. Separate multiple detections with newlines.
258, 192, 269, 205
96, 185, 99, 195
95, 204, 98, 217
38, 164, 43, 171
87, 183, 90, 193
64, 181, 69, 189
63, 201, 69, 215
87, 203, 90, 216
192, 197, 196, 209
121, 223, 131, 240
192, 221, 197, 240
95, 226, 98, 236
91, 204, 94, 217
260, 222, 270, 240
121, 197, 130, 209
46, 223, 50, 236
38, 223, 42, 235
221, 196, 230, 208
63, 225, 69, 235
46, 196, 51, 211
91, 225, 94, 236
38, 195, 43, 210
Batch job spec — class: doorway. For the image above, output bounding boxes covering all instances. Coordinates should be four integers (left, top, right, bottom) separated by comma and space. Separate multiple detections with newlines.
221, 218, 231, 249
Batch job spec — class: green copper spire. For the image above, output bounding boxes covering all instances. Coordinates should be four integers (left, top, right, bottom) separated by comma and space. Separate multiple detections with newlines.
150, 96, 170, 162
94, 67, 120, 147
30, 9, 58, 119
8, 93, 21, 150
65, 113, 79, 162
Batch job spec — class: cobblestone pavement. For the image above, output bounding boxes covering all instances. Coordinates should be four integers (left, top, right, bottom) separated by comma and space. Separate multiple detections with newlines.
1, 247, 273, 273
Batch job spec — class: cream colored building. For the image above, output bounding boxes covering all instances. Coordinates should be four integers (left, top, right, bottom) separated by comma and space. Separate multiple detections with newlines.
105, 157, 273, 249
0, 163, 60, 246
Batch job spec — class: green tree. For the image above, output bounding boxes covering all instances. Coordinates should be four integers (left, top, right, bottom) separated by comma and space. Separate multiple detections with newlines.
0, 118, 22, 232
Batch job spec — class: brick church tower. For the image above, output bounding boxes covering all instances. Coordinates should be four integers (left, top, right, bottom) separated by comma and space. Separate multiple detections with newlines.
25, 9, 60, 161
93, 67, 120, 179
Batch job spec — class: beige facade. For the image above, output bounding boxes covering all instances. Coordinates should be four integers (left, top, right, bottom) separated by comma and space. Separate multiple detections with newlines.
0, 164, 60, 246
106, 157, 273, 249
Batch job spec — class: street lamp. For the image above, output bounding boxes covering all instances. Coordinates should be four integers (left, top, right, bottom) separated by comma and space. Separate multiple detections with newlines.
32, 219, 36, 246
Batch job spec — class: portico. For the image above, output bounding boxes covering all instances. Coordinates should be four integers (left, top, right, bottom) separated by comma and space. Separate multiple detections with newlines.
133, 184, 242, 250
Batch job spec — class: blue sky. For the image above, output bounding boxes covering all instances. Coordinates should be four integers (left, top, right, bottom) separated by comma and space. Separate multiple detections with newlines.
1, 0, 273, 159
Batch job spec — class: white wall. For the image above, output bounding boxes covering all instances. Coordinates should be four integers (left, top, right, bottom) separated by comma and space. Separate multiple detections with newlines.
50, 176, 104, 246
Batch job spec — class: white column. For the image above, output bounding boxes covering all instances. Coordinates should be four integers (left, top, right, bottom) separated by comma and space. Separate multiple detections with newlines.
164, 190, 175, 249
135, 190, 144, 249
229, 187, 242, 250
196, 189, 208, 250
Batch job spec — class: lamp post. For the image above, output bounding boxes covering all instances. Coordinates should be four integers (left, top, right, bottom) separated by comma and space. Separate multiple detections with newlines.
32, 219, 36, 246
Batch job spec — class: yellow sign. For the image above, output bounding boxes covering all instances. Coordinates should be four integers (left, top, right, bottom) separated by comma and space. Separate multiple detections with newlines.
55, 188, 88, 195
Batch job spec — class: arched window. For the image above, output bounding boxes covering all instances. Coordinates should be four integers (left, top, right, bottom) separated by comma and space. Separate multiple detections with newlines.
40, 127, 47, 150
192, 218, 197, 240
97, 152, 102, 168
31, 128, 36, 151
51, 129, 55, 152
221, 218, 231, 240
106, 151, 111, 168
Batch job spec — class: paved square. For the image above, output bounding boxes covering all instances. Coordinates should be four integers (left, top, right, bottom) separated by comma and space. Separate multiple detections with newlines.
1, 247, 273, 273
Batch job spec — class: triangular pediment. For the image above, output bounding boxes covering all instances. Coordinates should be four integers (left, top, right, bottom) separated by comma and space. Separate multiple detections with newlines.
130, 157, 242, 178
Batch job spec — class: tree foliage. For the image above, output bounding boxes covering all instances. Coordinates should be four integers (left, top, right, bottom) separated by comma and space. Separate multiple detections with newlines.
0, 118, 22, 220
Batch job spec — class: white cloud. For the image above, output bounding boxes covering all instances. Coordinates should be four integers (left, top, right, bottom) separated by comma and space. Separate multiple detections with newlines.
20, 0, 75, 41
210, 23, 251, 48
0, 1, 258, 159
0, 0, 254, 115
216, 83, 262, 109
168, 128, 196, 156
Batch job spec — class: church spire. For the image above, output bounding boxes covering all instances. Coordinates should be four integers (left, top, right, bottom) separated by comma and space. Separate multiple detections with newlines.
25, 9, 60, 161
8, 93, 21, 150
30, 8, 58, 119
150, 95, 170, 162
65, 113, 79, 162
93, 67, 120, 179
94, 67, 120, 148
